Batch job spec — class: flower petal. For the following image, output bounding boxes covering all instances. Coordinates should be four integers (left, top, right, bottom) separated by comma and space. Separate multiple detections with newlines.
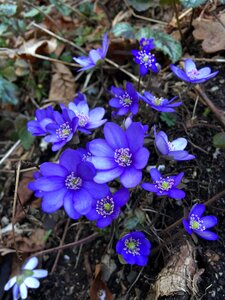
73, 189, 93, 214
126, 123, 144, 153
13, 284, 19, 300
89, 139, 114, 157
82, 181, 109, 199
183, 219, 192, 234
42, 188, 66, 213
120, 167, 142, 188
33, 270, 48, 278
168, 188, 185, 199
171, 138, 187, 151
4, 276, 16, 290
104, 122, 128, 149
150, 168, 161, 182
173, 172, 184, 186
89, 49, 102, 64
113, 188, 130, 207
32, 177, 64, 192
59, 149, 82, 173
94, 167, 123, 183
77, 162, 96, 180
40, 163, 68, 177
155, 133, 169, 155
201, 216, 218, 229
19, 283, 28, 299
24, 277, 40, 288
135, 255, 148, 266
184, 59, 196, 73
96, 217, 112, 228
141, 183, 158, 193
170, 65, 191, 82
190, 203, 205, 218
64, 191, 81, 219
91, 157, 117, 170
194, 230, 218, 241
109, 98, 121, 108
89, 107, 105, 121
23, 257, 38, 270
133, 147, 149, 169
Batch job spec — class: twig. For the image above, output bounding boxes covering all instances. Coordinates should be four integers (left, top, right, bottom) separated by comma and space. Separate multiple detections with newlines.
31, 23, 85, 54
160, 188, 225, 237
173, 0, 184, 41
0, 140, 21, 166
12, 161, 22, 261
194, 84, 225, 128
51, 219, 70, 273
184, 57, 225, 63
33, 232, 99, 256
126, 267, 144, 297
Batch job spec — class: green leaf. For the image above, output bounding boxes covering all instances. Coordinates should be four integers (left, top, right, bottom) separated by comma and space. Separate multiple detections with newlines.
127, 0, 158, 11
112, 23, 135, 39
0, 76, 18, 104
78, 2, 93, 16
179, 0, 207, 8
123, 209, 145, 230
160, 112, 177, 127
0, 4, 17, 16
49, 0, 71, 16
15, 116, 35, 150
135, 28, 182, 63
0, 23, 8, 35
213, 132, 225, 149
1, 66, 17, 81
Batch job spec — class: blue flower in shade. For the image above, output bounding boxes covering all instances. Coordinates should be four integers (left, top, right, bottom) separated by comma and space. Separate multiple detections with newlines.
170, 59, 218, 84
154, 128, 195, 161
68, 99, 107, 134
183, 204, 218, 240
4, 257, 47, 300
141, 168, 185, 200
124, 117, 149, 136
88, 122, 150, 188
73, 34, 109, 71
86, 188, 130, 228
27, 106, 55, 136
28, 149, 109, 219
139, 38, 155, 51
44, 109, 78, 151
116, 231, 151, 266
132, 38, 158, 76
73, 92, 87, 104
139, 91, 182, 112
109, 82, 139, 116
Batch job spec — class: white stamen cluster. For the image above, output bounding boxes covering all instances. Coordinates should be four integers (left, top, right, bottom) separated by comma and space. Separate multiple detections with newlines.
124, 237, 141, 256
189, 214, 206, 231
155, 177, 174, 193
77, 113, 89, 127
96, 195, 114, 217
65, 172, 82, 190
119, 92, 132, 107
114, 148, 132, 167
56, 122, 72, 140
152, 96, 165, 106
137, 50, 156, 68
187, 68, 200, 80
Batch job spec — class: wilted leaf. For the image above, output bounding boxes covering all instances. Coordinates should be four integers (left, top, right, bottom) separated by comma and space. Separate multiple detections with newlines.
0, 4, 17, 16
0, 75, 18, 104
112, 22, 135, 39
193, 14, 225, 53
213, 132, 225, 149
49, 63, 76, 103
127, 0, 159, 11
136, 28, 182, 62
17, 171, 35, 206
18, 38, 57, 57
179, 0, 207, 7
14, 59, 30, 77
90, 264, 113, 300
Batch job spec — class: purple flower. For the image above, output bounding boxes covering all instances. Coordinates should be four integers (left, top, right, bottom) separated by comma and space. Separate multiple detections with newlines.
86, 188, 130, 228
139, 91, 182, 112
28, 149, 109, 219
68, 99, 107, 134
73, 33, 109, 71
124, 117, 149, 136
109, 82, 139, 116
154, 128, 195, 161
88, 122, 150, 188
4, 257, 47, 300
27, 106, 55, 136
44, 109, 78, 151
74, 92, 87, 104
116, 231, 151, 266
139, 38, 155, 51
183, 204, 218, 240
141, 168, 185, 200
132, 39, 158, 76
170, 59, 218, 84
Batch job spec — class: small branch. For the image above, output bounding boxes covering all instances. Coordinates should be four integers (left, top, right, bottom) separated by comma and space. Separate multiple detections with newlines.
0, 140, 21, 165
173, 0, 184, 41
195, 84, 225, 128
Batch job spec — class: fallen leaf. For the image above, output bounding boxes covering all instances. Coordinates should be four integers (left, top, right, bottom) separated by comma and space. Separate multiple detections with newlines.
18, 38, 57, 57
193, 14, 225, 53
49, 62, 76, 103
90, 264, 114, 300
17, 171, 35, 206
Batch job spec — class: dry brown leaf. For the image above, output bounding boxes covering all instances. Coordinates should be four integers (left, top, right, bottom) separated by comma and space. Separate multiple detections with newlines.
17, 171, 35, 206
18, 38, 57, 56
193, 14, 225, 53
90, 264, 114, 300
49, 62, 76, 103
151, 241, 204, 299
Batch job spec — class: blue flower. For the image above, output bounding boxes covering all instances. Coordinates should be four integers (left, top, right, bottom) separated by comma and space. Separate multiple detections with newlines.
141, 168, 185, 200
88, 122, 150, 188
28, 149, 109, 218
68, 99, 107, 134
73, 92, 87, 104
4, 257, 47, 300
139, 91, 182, 112
183, 204, 218, 240
73, 33, 109, 71
171, 59, 218, 84
154, 128, 195, 161
132, 38, 158, 76
116, 231, 151, 266
44, 109, 78, 151
109, 82, 139, 116
86, 188, 130, 228
27, 106, 55, 136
